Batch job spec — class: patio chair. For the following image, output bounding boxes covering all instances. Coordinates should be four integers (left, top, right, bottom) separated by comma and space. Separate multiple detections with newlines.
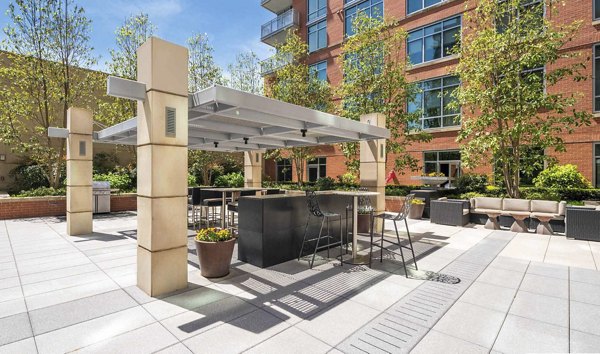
298, 190, 344, 269
345, 187, 374, 253
369, 194, 418, 277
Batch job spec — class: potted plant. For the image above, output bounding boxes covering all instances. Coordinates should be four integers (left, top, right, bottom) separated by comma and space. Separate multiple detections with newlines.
408, 198, 426, 219
194, 228, 236, 278
357, 206, 373, 233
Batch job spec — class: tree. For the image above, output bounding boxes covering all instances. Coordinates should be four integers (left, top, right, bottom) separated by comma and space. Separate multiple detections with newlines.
188, 33, 225, 92
0, 0, 100, 188
96, 13, 156, 128
265, 30, 333, 185
227, 51, 263, 95
338, 14, 430, 175
452, 0, 591, 198
188, 150, 243, 186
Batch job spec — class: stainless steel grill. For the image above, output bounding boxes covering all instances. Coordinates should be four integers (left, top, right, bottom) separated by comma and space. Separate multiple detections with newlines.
92, 181, 111, 214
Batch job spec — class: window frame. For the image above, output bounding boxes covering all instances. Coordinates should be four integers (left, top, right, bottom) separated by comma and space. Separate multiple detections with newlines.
307, 0, 327, 24
422, 150, 462, 181
595, 143, 600, 188
409, 75, 461, 130
308, 19, 327, 53
406, 0, 448, 16
407, 15, 461, 65
595, 44, 600, 112
307, 157, 327, 182
596, 0, 600, 21
276, 158, 293, 182
309, 60, 328, 81
343, 0, 384, 37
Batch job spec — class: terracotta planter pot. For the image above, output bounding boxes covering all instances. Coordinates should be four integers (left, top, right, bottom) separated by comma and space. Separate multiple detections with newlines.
408, 203, 425, 219
357, 213, 371, 234
195, 238, 236, 278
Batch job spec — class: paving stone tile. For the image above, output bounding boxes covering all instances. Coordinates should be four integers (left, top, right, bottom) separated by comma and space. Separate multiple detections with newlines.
158, 285, 231, 311
0, 298, 27, 319
477, 267, 524, 289
0, 268, 18, 280
433, 301, 505, 348
123, 285, 155, 305
488, 256, 529, 273
519, 273, 568, 299
571, 267, 600, 286
570, 281, 600, 306
0, 286, 23, 303
0, 313, 32, 346
0, 337, 37, 354
411, 330, 490, 354
183, 308, 289, 354
34, 306, 155, 354
155, 343, 194, 354
29, 289, 138, 335
244, 326, 331, 354
17, 257, 91, 276
76, 322, 178, 354
345, 278, 413, 311
18, 263, 99, 285
493, 315, 568, 353
25, 278, 119, 311
570, 330, 600, 353
527, 262, 569, 280
21, 270, 110, 297
0, 277, 20, 291
509, 291, 568, 327
459, 281, 517, 313
570, 301, 600, 337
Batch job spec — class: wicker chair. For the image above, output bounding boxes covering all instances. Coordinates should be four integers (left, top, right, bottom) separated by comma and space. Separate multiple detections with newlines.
430, 198, 470, 226
566, 206, 600, 241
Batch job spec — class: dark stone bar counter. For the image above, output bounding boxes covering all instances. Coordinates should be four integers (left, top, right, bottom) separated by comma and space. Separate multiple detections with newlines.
237, 193, 351, 268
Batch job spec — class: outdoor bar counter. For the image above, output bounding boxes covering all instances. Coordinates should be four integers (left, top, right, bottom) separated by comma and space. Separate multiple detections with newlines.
237, 193, 351, 268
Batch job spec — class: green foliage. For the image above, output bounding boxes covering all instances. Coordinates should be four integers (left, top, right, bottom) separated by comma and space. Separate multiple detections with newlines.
195, 228, 233, 242
9, 164, 50, 192
188, 33, 225, 92
459, 192, 487, 200
188, 151, 242, 186
14, 187, 65, 197
0, 0, 101, 188
456, 174, 488, 193
214, 172, 244, 188
93, 171, 133, 192
93, 152, 119, 174
227, 51, 263, 95
338, 14, 430, 172
452, 0, 591, 198
315, 177, 336, 191
385, 185, 421, 196
533, 164, 591, 189
338, 173, 358, 186
188, 173, 197, 187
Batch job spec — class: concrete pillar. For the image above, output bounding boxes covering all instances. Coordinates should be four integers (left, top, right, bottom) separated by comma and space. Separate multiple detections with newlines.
244, 151, 263, 188
66, 108, 93, 236
360, 113, 386, 218
136, 37, 189, 297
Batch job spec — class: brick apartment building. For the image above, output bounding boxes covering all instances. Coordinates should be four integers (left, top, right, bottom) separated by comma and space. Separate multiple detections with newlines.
259, 0, 600, 188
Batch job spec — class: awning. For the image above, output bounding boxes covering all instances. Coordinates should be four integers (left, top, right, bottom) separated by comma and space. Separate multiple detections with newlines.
94, 85, 390, 152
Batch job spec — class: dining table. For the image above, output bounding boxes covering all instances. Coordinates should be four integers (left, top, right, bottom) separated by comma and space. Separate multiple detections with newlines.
201, 187, 266, 229
317, 190, 380, 265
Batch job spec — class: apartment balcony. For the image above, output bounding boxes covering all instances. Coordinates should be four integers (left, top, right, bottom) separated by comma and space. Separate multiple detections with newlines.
261, 0, 293, 14
261, 8, 299, 47
260, 53, 293, 76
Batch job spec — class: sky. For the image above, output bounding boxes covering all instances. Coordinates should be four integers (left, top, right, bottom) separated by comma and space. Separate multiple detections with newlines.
0, 0, 275, 73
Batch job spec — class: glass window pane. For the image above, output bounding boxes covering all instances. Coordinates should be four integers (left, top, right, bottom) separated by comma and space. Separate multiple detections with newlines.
439, 151, 460, 161
308, 31, 317, 52
424, 152, 437, 161
372, 3, 383, 18
596, 0, 600, 19
443, 115, 460, 127
408, 93, 422, 113
596, 97, 600, 112
318, 28, 327, 49
442, 27, 459, 56
424, 162, 437, 174
443, 87, 458, 114
422, 78, 441, 90
423, 118, 441, 129
424, 89, 441, 117
443, 17, 461, 29
424, 22, 442, 35
407, 40, 423, 64
424, 0, 440, 7
443, 76, 459, 86
595, 55, 600, 104
408, 29, 423, 41
424, 34, 442, 61
407, 0, 422, 14
595, 144, 600, 157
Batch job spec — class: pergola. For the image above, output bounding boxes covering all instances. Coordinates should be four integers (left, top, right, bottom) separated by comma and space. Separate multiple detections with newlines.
52, 37, 389, 297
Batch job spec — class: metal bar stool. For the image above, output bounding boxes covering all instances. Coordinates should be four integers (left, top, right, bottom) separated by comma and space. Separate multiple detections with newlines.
298, 190, 344, 269
369, 194, 418, 277
345, 187, 374, 254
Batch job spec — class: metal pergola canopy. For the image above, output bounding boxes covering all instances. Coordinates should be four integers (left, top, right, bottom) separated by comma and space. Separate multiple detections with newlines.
94, 85, 390, 152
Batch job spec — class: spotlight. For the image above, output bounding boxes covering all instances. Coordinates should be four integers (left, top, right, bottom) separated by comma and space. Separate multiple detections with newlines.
301, 129, 307, 137
214, 142, 219, 148
243, 137, 249, 144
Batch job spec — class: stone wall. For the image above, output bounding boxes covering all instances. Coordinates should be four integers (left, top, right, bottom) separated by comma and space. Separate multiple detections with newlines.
0, 194, 137, 220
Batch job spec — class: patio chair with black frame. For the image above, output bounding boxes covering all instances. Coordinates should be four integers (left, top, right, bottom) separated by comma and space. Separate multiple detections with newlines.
369, 194, 418, 277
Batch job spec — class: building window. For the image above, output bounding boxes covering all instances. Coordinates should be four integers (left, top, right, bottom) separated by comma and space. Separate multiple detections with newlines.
409, 76, 460, 130
423, 150, 461, 184
595, 44, 600, 112
308, 20, 327, 52
277, 159, 292, 182
595, 143, 600, 188
309, 61, 328, 81
407, 0, 446, 15
344, 0, 384, 37
308, 157, 327, 182
497, 0, 543, 33
596, 0, 600, 20
407, 16, 461, 65
308, 0, 327, 22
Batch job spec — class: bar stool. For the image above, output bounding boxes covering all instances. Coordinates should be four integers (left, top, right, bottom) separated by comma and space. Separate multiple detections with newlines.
369, 194, 418, 277
298, 190, 344, 269
227, 190, 255, 234
345, 187, 374, 253
189, 188, 202, 229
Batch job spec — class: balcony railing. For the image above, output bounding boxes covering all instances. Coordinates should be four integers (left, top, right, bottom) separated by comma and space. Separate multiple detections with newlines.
261, 8, 299, 42
261, 0, 293, 14
260, 53, 293, 76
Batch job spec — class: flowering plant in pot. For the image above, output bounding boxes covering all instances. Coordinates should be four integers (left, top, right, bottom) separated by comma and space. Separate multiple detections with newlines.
357, 205, 374, 233
408, 198, 426, 219
195, 228, 235, 278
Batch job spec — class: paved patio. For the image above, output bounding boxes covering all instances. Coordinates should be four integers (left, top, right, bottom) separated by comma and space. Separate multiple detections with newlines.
1, 213, 600, 353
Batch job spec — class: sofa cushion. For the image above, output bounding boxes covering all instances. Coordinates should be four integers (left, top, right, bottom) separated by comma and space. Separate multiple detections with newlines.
474, 197, 503, 211
531, 200, 559, 214
558, 201, 566, 216
502, 198, 530, 212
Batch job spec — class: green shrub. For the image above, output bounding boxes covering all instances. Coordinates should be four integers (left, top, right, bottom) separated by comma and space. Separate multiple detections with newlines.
93, 152, 119, 174
315, 177, 336, 191
188, 173, 198, 187
456, 174, 488, 193
533, 164, 591, 189
14, 187, 65, 197
459, 192, 486, 199
94, 171, 133, 192
385, 185, 420, 196
214, 172, 244, 188
520, 187, 600, 202
9, 164, 49, 192
337, 173, 357, 185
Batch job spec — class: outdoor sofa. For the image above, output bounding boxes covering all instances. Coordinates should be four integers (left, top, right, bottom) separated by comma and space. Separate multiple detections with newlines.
566, 206, 600, 242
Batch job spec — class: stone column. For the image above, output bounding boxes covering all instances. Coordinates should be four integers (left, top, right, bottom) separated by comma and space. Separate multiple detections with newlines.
244, 151, 263, 188
66, 108, 93, 236
136, 37, 189, 297
360, 113, 386, 220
